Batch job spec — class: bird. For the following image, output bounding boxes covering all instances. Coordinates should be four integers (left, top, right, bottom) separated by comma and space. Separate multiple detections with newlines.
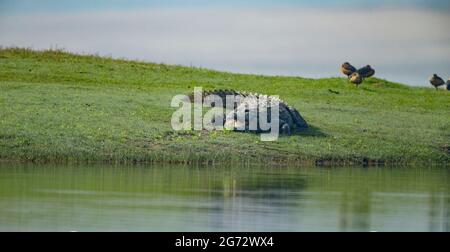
357, 65, 375, 78
341, 62, 357, 78
429, 74, 445, 90
349, 72, 363, 86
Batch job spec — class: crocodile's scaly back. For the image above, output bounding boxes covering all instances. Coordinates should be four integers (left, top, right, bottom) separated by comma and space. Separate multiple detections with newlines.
188, 89, 243, 108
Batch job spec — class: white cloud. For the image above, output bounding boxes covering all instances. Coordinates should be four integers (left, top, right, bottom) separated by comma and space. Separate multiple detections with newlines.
1, 7, 449, 86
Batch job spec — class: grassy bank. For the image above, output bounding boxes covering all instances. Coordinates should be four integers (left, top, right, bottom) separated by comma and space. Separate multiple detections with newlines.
0, 48, 449, 165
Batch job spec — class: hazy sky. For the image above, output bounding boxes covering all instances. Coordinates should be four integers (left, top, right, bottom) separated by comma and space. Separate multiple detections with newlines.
1, 0, 449, 86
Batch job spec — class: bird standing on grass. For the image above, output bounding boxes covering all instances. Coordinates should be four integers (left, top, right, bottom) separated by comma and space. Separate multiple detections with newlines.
429, 74, 445, 90
349, 72, 363, 86
341, 62, 357, 78
340, 62, 375, 87
357, 65, 375, 78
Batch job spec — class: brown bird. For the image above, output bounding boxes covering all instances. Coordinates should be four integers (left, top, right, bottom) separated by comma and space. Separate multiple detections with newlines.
429, 74, 445, 90
357, 65, 375, 78
349, 72, 363, 86
341, 62, 357, 78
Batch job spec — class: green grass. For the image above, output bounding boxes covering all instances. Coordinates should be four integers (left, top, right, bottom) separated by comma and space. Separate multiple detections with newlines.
0, 47, 449, 165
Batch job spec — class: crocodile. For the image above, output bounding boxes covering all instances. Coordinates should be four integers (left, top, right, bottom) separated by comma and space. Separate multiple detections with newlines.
189, 89, 308, 135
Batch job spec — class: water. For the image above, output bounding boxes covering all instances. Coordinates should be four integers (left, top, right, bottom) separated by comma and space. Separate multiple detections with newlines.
0, 164, 449, 231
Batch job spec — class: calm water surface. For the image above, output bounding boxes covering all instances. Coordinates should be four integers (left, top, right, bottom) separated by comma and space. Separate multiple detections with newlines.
0, 164, 449, 231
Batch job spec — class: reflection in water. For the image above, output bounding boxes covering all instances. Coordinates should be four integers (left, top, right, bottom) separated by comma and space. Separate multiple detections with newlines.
0, 164, 448, 231
446, 193, 450, 232
339, 190, 371, 231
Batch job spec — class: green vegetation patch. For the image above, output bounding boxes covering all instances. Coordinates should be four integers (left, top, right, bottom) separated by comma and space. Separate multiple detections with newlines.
1, 48, 449, 165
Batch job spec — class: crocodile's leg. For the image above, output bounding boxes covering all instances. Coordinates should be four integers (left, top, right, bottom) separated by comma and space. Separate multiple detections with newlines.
280, 120, 291, 135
